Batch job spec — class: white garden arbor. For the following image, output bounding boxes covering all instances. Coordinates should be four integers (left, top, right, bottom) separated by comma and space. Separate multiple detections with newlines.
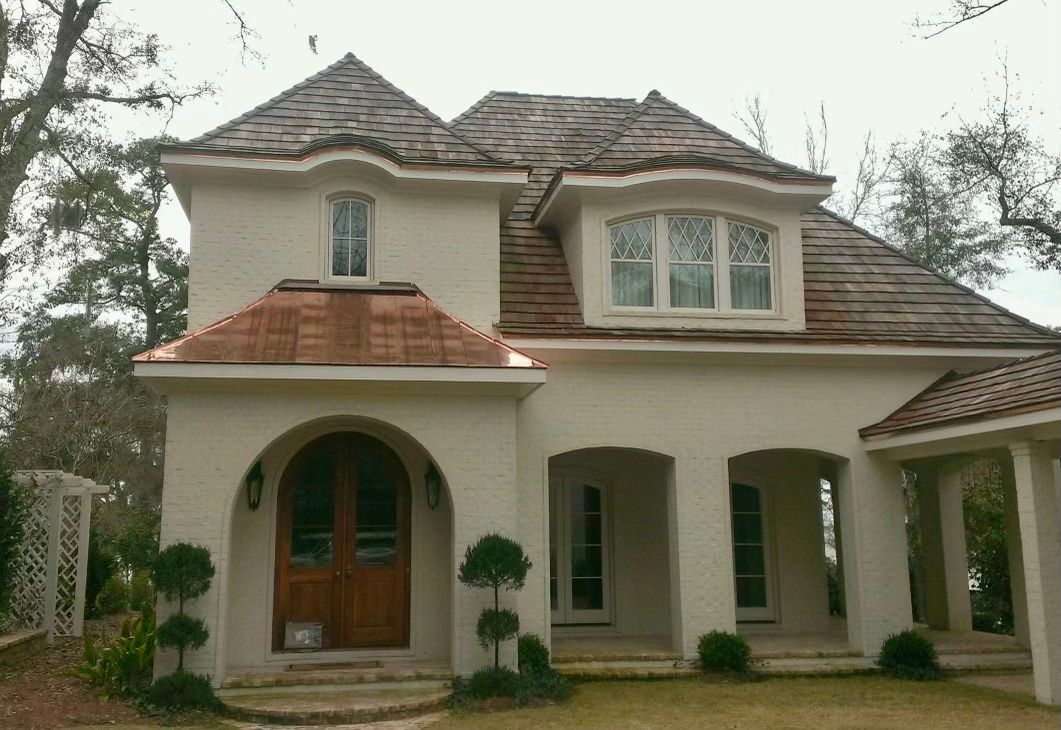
10, 470, 109, 640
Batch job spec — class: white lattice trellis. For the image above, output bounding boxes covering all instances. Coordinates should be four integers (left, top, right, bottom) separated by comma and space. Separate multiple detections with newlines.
10, 471, 108, 640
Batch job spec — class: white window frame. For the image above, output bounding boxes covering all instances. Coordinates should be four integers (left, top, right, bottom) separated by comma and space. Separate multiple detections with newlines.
326, 196, 374, 282
604, 212, 778, 316
730, 480, 778, 623
549, 472, 613, 626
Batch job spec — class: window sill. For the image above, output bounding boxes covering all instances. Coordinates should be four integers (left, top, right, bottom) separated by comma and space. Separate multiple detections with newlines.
603, 307, 782, 320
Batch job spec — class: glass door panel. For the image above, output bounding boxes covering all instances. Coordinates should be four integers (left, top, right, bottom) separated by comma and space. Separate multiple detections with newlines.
549, 475, 611, 625
731, 482, 774, 621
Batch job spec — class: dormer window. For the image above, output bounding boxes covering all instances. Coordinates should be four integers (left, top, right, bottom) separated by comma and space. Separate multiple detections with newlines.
607, 214, 775, 313
330, 198, 372, 279
728, 222, 772, 310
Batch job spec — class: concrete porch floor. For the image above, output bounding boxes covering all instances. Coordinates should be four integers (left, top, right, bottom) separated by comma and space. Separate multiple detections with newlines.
551, 621, 1028, 662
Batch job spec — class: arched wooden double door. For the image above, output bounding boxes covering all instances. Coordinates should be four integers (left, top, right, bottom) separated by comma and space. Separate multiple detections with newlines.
273, 433, 410, 651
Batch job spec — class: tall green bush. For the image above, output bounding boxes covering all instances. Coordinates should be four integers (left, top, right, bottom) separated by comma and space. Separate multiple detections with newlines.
457, 534, 532, 670
153, 543, 214, 670
0, 457, 30, 624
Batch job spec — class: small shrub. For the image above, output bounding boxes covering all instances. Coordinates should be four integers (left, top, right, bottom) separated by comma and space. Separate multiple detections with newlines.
74, 607, 157, 697
514, 670, 572, 705
85, 530, 117, 619
128, 570, 155, 614
697, 630, 752, 673
517, 633, 551, 676
878, 630, 942, 680
144, 669, 218, 711
93, 574, 130, 616
451, 666, 521, 703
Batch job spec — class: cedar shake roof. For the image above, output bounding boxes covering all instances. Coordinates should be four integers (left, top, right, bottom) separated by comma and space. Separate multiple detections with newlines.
171, 54, 510, 167
133, 282, 545, 369
170, 53, 1059, 348
860, 350, 1061, 437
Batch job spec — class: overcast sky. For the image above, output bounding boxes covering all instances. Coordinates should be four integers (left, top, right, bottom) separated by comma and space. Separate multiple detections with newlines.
115, 0, 1060, 326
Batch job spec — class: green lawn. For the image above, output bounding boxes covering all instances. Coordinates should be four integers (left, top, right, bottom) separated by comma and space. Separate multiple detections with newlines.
435, 675, 1059, 730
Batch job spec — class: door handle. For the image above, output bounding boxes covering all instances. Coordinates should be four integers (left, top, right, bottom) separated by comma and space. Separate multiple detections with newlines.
344, 566, 352, 578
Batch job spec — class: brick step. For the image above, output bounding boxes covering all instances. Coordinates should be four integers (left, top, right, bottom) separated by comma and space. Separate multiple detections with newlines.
220, 686, 449, 726
552, 651, 682, 665
220, 664, 452, 690
939, 652, 1033, 672
555, 663, 700, 680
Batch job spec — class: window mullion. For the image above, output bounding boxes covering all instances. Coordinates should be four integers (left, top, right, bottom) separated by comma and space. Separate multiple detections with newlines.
657, 213, 667, 311
718, 216, 731, 312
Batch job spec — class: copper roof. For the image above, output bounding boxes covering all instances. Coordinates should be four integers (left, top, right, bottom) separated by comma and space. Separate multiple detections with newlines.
860, 350, 1061, 438
133, 282, 545, 369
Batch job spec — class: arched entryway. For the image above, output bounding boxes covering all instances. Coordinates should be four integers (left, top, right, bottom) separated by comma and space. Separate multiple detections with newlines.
272, 432, 411, 651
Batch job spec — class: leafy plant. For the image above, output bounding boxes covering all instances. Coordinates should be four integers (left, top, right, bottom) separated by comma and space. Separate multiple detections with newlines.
697, 631, 752, 673
144, 669, 218, 711
128, 570, 156, 614
74, 607, 157, 697
517, 633, 552, 676
514, 670, 572, 704
878, 630, 942, 680
93, 574, 131, 616
0, 457, 30, 624
457, 534, 532, 670
154, 543, 214, 670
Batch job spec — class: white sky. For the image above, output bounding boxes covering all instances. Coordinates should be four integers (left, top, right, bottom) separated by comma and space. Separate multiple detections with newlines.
114, 0, 1061, 326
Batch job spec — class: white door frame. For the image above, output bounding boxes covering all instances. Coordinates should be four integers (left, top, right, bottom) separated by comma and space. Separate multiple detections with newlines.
549, 471, 613, 625
730, 477, 778, 623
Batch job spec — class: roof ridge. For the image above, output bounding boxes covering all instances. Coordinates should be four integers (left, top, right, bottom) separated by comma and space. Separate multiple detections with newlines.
189, 52, 506, 163
576, 90, 660, 166
344, 54, 507, 164
651, 92, 834, 181
449, 91, 499, 127
485, 90, 638, 102
813, 206, 1061, 339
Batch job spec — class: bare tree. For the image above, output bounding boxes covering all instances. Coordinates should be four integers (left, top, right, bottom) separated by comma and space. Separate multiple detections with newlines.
830, 132, 892, 225
804, 102, 829, 175
737, 94, 772, 155
915, 0, 1015, 38
944, 66, 1061, 270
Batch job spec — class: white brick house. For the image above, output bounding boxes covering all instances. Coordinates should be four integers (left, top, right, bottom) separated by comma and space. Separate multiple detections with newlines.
135, 53, 1061, 704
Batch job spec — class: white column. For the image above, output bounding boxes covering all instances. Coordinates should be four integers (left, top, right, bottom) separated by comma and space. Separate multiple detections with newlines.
73, 490, 93, 639
1000, 460, 1029, 647
670, 452, 734, 659
837, 454, 912, 655
916, 464, 971, 631
1009, 441, 1061, 706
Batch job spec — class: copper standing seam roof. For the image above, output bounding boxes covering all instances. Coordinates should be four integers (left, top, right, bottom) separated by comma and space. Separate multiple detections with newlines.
166, 53, 1060, 349
133, 282, 546, 369
860, 350, 1061, 438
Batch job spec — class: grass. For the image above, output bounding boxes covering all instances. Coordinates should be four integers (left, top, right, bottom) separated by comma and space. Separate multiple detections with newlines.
433, 675, 1059, 730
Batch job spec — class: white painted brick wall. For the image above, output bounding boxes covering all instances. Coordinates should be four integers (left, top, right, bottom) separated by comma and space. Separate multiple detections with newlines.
188, 179, 500, 333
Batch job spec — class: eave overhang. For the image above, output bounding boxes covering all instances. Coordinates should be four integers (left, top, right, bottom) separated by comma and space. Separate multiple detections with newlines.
161, 142, 530, 219
534, 160, 835, 226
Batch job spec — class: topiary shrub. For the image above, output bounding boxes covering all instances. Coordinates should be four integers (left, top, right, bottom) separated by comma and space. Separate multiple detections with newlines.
154, 543, 214, 671
697, 630, 752, 673
457, 534, 532, 670
877, 630, 942, 680
144, 669, 218, 711
517, 633, 551, 676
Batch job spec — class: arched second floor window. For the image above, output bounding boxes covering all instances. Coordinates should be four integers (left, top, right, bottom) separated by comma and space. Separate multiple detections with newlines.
330, 198, 372, 279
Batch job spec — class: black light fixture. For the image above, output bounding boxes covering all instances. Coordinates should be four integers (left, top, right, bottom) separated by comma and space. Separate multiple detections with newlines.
424, 462, 442, 510
246, 461, 264, 511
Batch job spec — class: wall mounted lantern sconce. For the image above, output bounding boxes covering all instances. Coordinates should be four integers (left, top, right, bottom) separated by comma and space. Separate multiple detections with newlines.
424, 462, 442, 510
246, 461, 264, 511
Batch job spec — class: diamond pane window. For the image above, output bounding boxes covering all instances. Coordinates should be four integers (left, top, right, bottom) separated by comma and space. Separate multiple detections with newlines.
610, 218, 654, 307
728, 222, 772, 310
331, 199, 370, 278
667, 216, 715, 308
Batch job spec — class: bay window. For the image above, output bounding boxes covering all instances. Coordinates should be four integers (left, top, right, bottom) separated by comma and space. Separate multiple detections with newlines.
607, 213, 774, 313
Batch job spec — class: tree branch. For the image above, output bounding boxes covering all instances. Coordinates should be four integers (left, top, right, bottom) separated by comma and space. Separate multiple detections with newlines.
917, 0, 1013, 38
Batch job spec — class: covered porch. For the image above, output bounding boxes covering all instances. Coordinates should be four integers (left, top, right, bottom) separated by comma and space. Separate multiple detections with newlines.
862, 351, 1060, 705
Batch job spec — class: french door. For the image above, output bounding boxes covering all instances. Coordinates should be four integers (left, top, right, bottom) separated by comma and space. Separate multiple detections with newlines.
731, 482, 775, 622
550, 474, 611, 625
273, 432, 410, 650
